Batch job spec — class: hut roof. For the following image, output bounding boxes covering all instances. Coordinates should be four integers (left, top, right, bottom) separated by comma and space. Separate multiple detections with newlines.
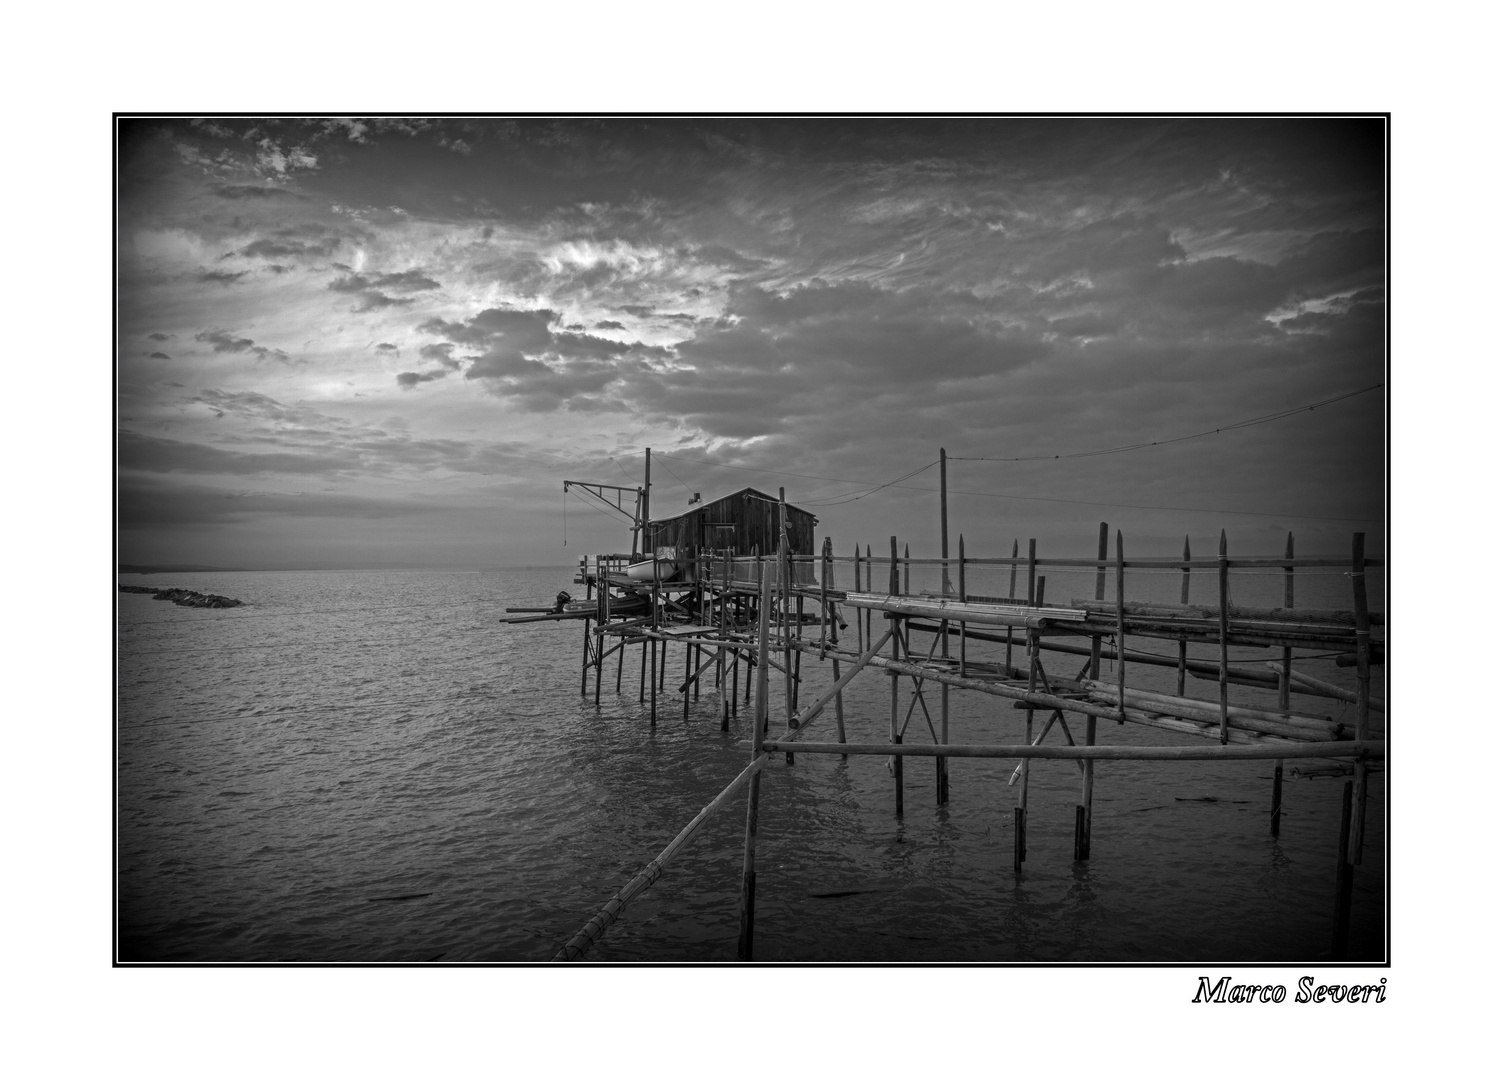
648, 486, 816, 525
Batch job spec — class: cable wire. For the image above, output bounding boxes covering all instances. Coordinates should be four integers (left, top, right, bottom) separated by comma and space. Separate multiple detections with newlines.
951, 384, 1382, 463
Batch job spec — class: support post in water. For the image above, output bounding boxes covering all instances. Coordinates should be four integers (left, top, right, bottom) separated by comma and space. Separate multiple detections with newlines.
889, 536, 902, 817
1078, 521, 1108, 860
1116, 531, 1127, 725
1218, 529, 1230, 745
736, 559, 774, 961
1332, 778, 1354, 961
1349, 532, 1373, 866
938, 445, 950, 804
1273, 530, 1293, 837
1017, 627, 1038, 872
1178, 535, 1191, 696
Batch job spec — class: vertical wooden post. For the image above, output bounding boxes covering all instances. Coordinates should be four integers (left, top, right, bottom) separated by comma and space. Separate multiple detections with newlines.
684, 641, 692, 720
890, 536, 902, 817
1331, 778, 1354, 961
1026, 538, 1037, 608
581, 616, 591, 696
1273, 531, 1293, 837
1115, 531, 1126, 724
1077, 522, 1107, 861
1178, 535, 1190, 696
1349, 532, 1373, 864
736, 561, 773, 961
865, 544, 873, 651
640, 628, 648, 703
779, 491, 792, 749
854, 544, 863, 653
1017, 628, 1037, 872
938, 450, 950, 806
824, 538, 846, 748
1218, 529, 1230, 745
958, 534, 967, 678
903, 542, 910, 595
1006, 539, 1018, 672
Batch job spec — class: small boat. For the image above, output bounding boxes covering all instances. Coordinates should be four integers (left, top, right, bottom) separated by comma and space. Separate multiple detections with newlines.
625, 558, 678, 582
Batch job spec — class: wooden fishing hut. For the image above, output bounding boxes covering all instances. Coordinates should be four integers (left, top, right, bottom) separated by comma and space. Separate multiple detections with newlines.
537, 452, 1385, 963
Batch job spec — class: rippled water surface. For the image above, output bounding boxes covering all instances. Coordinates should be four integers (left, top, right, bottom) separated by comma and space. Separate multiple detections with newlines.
117, 569, 1385, 962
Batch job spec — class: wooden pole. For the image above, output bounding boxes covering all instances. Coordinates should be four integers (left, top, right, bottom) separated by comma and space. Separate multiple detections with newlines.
581, 616, 591, 696
736, 560, 773, 961
1178, 535, 1191, 696
1116, 531, 1126, 725
890, 536, 902, 816
958, 533, 967, 678
1026, 538, 1037, 609
1349, 533, 1373, 865
1218, 530, 1230, 745
1078, 522, 1108, 860
866, 544, 873, 652
854, 544, 863, 653
1332, 778, 1354, 961
938, 463, 950, 804
1273, 531, 1294, 837
1007, 539, 1018, 672
1017, 627, 1036, 870
824, 539, 846, 747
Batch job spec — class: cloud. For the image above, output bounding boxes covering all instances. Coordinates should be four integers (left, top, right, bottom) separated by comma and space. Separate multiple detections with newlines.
198, 269, 247, 286
396, 370, 450, 389
419, 343, 459, 368
149, 352, 172, 360
375, 342, 400, 354
328, 269, 441, 294
351, 292, 414, 312
594, 320, 625, 330
417, 306, 675, 411
193, 329, 293, 364
238, 237, 341, 260
119, 430, 352, 476
147, 332, 172, 342
211, 183, 296, 200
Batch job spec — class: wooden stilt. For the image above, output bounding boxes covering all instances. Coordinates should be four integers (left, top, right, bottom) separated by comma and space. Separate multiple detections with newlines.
890, 537, 902, 816
581, 617, 591, 696
639, 632, 647, 703
684, 642, 692, 720
650, 637, 657, 725
1349, 532, 1373, 865
1006, 539, 1018, 672
1218, 530, 1230, 745
1116, 531, 1126, 725
1332, 778, 1354, 961
736, 562, 774, 961
1178, 535, 1191, 696
1273, 531, 1293, 837
958, 533, 967, 679
1078, 522, 1108, 860
1018, 627, 1037, 871
1026, 538, 1037, 609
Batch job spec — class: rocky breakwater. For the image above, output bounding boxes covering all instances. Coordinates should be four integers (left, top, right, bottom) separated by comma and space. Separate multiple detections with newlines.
119, 585, 243, 608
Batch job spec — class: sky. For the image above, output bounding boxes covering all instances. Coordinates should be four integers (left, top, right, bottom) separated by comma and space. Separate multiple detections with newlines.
117, 117, 1385, 569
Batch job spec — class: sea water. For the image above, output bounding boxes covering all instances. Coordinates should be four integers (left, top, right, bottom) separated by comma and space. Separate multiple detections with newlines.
116, 568, 1385, 962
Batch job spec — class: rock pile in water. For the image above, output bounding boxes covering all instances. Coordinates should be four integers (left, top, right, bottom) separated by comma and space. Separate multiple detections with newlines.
118, 585, 243, 608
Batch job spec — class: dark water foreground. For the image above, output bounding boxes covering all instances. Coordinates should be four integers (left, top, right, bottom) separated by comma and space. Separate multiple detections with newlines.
117, 569, 1384, 962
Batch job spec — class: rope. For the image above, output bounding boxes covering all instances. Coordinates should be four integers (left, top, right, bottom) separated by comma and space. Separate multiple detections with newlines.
951, 384, 1382, 463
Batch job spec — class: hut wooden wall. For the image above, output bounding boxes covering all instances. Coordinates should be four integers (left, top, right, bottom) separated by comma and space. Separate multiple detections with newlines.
646, 488, 815, 559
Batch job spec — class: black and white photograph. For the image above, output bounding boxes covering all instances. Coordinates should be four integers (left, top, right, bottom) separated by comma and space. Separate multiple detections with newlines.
115, 115, 1387, 966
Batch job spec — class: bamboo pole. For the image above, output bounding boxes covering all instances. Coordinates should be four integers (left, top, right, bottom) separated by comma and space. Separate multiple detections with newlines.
1349, 533, 1373, 866
553, 749, 770, 961
736, 557, 774, 960
751, 739, 1383, 761
1080, 681, 1347, 741
1218, 530, 1230, 745
1269, 663, 1384, 712
866, 544, 873, 650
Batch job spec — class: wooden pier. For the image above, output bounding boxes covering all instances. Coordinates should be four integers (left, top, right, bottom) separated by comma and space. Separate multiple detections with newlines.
522, 457, 1384, 962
